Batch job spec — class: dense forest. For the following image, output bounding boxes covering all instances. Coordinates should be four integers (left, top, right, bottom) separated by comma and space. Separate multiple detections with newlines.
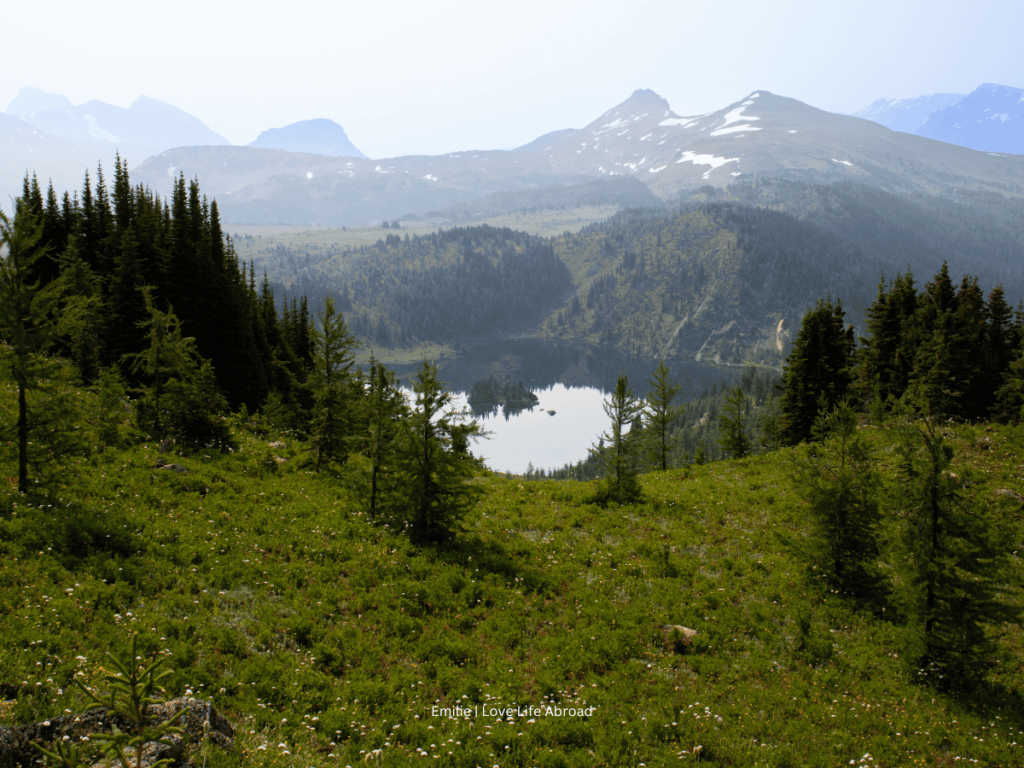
3, 159, 311, 414
273, 226, 573, 347
261, 178, 1024, 371
0, 164, 483, 544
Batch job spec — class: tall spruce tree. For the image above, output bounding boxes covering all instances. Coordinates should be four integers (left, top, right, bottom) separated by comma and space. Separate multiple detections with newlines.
896, 419, 1021, 689
718, 386, 751, 459
858, 271, 919, 411
125, 288, 198, 432
396, 361, 482, 542
794, 400, 887, 613
309, 296, 358, 472
643, 360, 681, 471
0, 205, 59, 493
779, 298, 855, 444
361, 357, 406, 520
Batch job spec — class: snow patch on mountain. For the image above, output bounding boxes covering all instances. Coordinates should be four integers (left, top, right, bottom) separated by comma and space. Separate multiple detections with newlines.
676, 151, 740, 178
84, 114, 118, 143
710, 105, 762, 137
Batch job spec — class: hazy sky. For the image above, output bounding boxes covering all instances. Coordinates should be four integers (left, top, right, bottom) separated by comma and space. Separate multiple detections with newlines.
6, 0, 1024, 159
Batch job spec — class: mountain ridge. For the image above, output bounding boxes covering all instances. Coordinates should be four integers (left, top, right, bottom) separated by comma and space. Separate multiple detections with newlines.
851, 83, 1024, 154
132, 87, 1024, 225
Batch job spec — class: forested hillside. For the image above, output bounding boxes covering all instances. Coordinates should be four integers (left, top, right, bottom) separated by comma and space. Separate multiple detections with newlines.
265, 178, 1024, 369
538, 179, 1024, 365
273, 226, 573, 348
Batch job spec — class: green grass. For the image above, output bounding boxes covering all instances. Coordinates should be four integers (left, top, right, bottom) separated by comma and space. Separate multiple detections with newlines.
3, 377, 1024, 766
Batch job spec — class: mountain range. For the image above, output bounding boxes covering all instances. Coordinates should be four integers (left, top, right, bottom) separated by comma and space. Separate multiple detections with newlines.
4, 83, 1023, 227
0, 87, 366, 206
133, 87, 1024, 225
850, 83, 1024, 154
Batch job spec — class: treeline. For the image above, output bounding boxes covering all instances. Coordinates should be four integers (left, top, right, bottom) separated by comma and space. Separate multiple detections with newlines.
779, 263, 1024, 442
765, 261, 1024, 690
0, 167, 483, 542
276, 225, 573, 346
7, 160, 308, 413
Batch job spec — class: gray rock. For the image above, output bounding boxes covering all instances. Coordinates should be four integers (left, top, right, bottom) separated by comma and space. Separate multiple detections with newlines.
155, 463, 187, 473
0, 697, 233, 768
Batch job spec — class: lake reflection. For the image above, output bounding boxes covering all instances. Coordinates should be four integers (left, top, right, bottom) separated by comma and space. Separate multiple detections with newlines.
452, 384, 609, 475
385, 340, 737, 474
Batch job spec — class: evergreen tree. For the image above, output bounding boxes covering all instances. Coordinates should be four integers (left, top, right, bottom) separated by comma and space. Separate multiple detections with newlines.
395, 361, 482, 542
53, 236, 103, 384
126, 288, 202, 435
718, 386, 751, 459
756, 396, 783, 451
592, 374, 643, 504
362, 357, 406, 520
309, 296, 358, 472
896, 419, 1021, 689
643, 360, 681, 471
779, 298, 855, 444
794, 400, 887, 613
908, 312, 961, 418
985, 285, 1016, 402
858, 271, 918, 411
994, 336, 1024, 422
953, 275, 988, 418
0, 205, 60, 493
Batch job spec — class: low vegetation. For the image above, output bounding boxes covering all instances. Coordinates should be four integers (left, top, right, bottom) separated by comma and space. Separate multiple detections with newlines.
2, 362, 1024, 766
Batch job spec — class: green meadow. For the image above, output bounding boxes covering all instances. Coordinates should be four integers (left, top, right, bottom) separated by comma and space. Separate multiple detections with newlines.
2, 371, 1023, 767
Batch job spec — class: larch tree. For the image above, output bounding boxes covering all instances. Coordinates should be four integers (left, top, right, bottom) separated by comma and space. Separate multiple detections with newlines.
592, 373, 643, 505
896, 419, 1021, 689
643, 360, 681, 471
396, 361, 482, 542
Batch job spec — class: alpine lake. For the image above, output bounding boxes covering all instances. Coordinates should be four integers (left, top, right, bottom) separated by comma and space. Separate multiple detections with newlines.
388, 340, 737, 474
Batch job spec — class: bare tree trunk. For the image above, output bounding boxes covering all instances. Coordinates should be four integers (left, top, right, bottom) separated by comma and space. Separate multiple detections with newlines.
17, 380, 27, 494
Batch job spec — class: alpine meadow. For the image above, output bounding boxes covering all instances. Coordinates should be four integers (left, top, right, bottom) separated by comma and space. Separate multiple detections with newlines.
4, 74, 1024, 768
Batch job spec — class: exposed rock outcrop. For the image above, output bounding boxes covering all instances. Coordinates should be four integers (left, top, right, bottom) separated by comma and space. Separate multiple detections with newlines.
0, 697, 233, 768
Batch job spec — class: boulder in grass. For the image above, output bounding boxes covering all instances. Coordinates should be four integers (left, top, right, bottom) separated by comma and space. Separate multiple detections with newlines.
154, 462, 187, 473
661, 625, 699, 651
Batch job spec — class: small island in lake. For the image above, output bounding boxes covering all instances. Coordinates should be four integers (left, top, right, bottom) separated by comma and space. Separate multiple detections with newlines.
467, 376, 540, 419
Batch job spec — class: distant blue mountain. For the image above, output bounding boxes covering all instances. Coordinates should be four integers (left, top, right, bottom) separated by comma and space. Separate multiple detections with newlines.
849, 93, 965, 134
5, 88, 231, 154
247, 118, 367, 159
915, 83, 1024, 155
851, 84, 1024, 154
6, 86, 73, 118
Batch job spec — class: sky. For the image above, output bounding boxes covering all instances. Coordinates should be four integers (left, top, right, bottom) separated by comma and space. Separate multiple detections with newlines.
5, 0, 1024, 159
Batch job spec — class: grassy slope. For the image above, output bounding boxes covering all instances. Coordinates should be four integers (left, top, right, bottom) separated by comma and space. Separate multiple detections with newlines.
2, 382, 1024, 766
